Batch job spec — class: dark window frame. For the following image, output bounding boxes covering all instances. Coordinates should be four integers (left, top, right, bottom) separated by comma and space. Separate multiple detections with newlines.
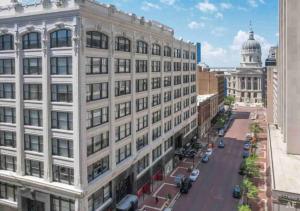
50, 29, 72, 48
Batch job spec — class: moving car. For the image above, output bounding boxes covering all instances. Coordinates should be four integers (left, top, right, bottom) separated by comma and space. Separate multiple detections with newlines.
180, 178, 192, 193
175, 175, 185, 187
232, 185, 242, 198
202, 154, 209, 163
242, 150, 250, 158
218, 139, 225, 148
189, 169, 200, 181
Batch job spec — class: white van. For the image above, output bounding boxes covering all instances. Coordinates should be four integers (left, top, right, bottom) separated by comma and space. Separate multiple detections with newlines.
218, 129, 224, 137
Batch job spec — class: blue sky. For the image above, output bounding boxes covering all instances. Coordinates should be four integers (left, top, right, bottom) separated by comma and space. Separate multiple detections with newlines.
23, 0, 278, 67
98, 0, 278, 67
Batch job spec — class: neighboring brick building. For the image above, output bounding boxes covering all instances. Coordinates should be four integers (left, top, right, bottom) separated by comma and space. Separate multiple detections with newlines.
197, 65, 225, 111
197, 94, 218, 139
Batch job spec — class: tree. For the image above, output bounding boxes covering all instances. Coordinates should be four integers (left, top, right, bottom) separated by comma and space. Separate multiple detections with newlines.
242, 178, 258, 205
238, 204, 251, 211
216, 115, 226, 128
244, 155, 260, 178
224, 96, 235, 107
249, 122, 263, 143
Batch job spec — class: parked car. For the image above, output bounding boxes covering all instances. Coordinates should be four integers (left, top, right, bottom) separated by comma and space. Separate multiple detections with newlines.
239, 161, 246, 175
189, 169, 200, 181
202, 154, 209, 163
242, 150, 250, 158
218, 129, 225, 137
218, 139, 225, 148
180, 178, 192, 193
232, 185, 242, 198
243, 143, 251, 150
175, 175, 185, 187
205, 148, 213, 156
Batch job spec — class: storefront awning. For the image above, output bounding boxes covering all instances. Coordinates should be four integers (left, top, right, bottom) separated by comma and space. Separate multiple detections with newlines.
116, 194, 138, 211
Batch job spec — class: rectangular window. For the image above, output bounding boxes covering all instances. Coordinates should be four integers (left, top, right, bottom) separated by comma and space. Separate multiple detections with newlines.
0, 83, 15, 99
136, 79, 148, 93
151, 78, 161, 89
0, 59, 15, 75
116, 143, 131, 164
88, 183, 112, 211
164, 120, 172, 133
87, 131, 109, 156
183, 110, 190, 120
173, 62, 181, 71
174, 75, 181, 85
115, 102, 131, 119
164, 137, 173, 151
86, 82, 108, 102
183, 63, 189, 71
115, 122, 131, 142
0, 107, 15, 124
183, 87, 190, 96
51, 196, 75, 211
174, 102, 182, 113
136, 115, 148, 132
174, 115, 182, 127
152, 126, 162, 141
86, 107, 108, 129
115, 59, 131, 73
137, 154, 149, 174
151, 61, 161, 72
164, 61, 171, 72
24, 84, 42, 101
152, 110, 161, 124
25, 159, 44, 178
52, 138, 73, 158
164, 76, 171, 87
115, 80, 131, 96
51, 111, 72, 130
136, 60, 147, 73
164, 91, 172, 103
51, 57, 72, 75
174, 89, 182, 99
53, 165, 74, 185
183, 50, 189, 59
136, 133, 148, 151
0, 182, 17, 202
86, 57, 108, 74
87, 155, 109, 182
191, 52, 196, 60
164, 106, 172, 118
23, 58, 42, 75
24, 134, 43, 152
51, 84, 72, 102
174, 49, 181, 58
24, 109, 42, 127
183, 75, 190, 83
183, 98, 190, 108
0, 131, 16, 148
152, 144, 162, 161
0, 154, 16, 172
136, 97, 148, 112
152, 94, 161, 107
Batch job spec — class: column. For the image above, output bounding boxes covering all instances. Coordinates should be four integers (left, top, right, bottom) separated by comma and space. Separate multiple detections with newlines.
15, 24, 25, 175
42, 22, 51, 181
131, 32, 137, 159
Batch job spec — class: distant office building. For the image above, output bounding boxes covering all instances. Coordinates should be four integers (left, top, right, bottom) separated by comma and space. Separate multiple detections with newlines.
0, 0, 198, 210
268, 1, 300, 210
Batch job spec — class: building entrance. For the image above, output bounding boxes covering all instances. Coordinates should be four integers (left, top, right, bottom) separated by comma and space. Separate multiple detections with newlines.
25, 198, 45, 211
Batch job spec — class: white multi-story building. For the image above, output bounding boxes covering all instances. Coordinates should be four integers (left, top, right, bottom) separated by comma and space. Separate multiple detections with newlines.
0, 0, 198, 211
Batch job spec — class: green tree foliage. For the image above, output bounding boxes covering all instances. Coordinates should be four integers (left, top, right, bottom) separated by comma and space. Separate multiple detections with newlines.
238, 204, 251, 211
244, 155, 260, 178
224, 96, 235, 106
242, 178, 258, 204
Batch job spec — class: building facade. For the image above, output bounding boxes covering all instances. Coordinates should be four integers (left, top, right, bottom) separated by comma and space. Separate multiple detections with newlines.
268, 1, 300, 210
226, 29, 265, 106
0, 1, 198, 211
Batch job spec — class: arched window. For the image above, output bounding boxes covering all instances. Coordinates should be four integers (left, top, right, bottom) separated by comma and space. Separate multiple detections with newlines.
152, 43, 161, 56
50, 29, 72, 48
0, 34, 14, 50
115, 36, 130, 52
22, 32, 41, 49
164, 46, 171, 57
86, 31, 108, 49
136, 40, 148, 54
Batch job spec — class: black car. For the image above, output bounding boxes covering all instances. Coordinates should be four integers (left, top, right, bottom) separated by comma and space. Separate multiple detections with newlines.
180, 178, 192, 193
218, 139, 225, 148
239, 161, 246, 175
232, 185, 241, 198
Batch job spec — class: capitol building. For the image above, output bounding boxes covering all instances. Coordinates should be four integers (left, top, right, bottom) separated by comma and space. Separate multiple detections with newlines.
226, 28, 265, 106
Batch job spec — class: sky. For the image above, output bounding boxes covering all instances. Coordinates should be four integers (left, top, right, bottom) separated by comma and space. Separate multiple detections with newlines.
23, 0, 279, 67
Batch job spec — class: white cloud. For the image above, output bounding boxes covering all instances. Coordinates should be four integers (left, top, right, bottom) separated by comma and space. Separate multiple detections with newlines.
215, 12, 223, 19
196, 0, 217, 13
237, 6, 248, 11
248, 0, 265, 7
160, 0, 176, 5
220, 2, 232, 10
276, 32, 279, 37
188, 21, 205, 29
211, 27, 226, 37
141, 1, 161, 11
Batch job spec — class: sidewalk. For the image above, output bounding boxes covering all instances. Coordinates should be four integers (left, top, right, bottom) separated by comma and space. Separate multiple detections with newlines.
138, 150, 204, 211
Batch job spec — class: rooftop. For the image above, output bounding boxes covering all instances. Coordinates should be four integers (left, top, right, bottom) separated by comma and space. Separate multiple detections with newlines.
197, 94, 217, 106
268, 124, 300, 195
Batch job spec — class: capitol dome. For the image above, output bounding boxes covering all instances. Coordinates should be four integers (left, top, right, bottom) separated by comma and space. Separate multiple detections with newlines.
242, 30, 261, 52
